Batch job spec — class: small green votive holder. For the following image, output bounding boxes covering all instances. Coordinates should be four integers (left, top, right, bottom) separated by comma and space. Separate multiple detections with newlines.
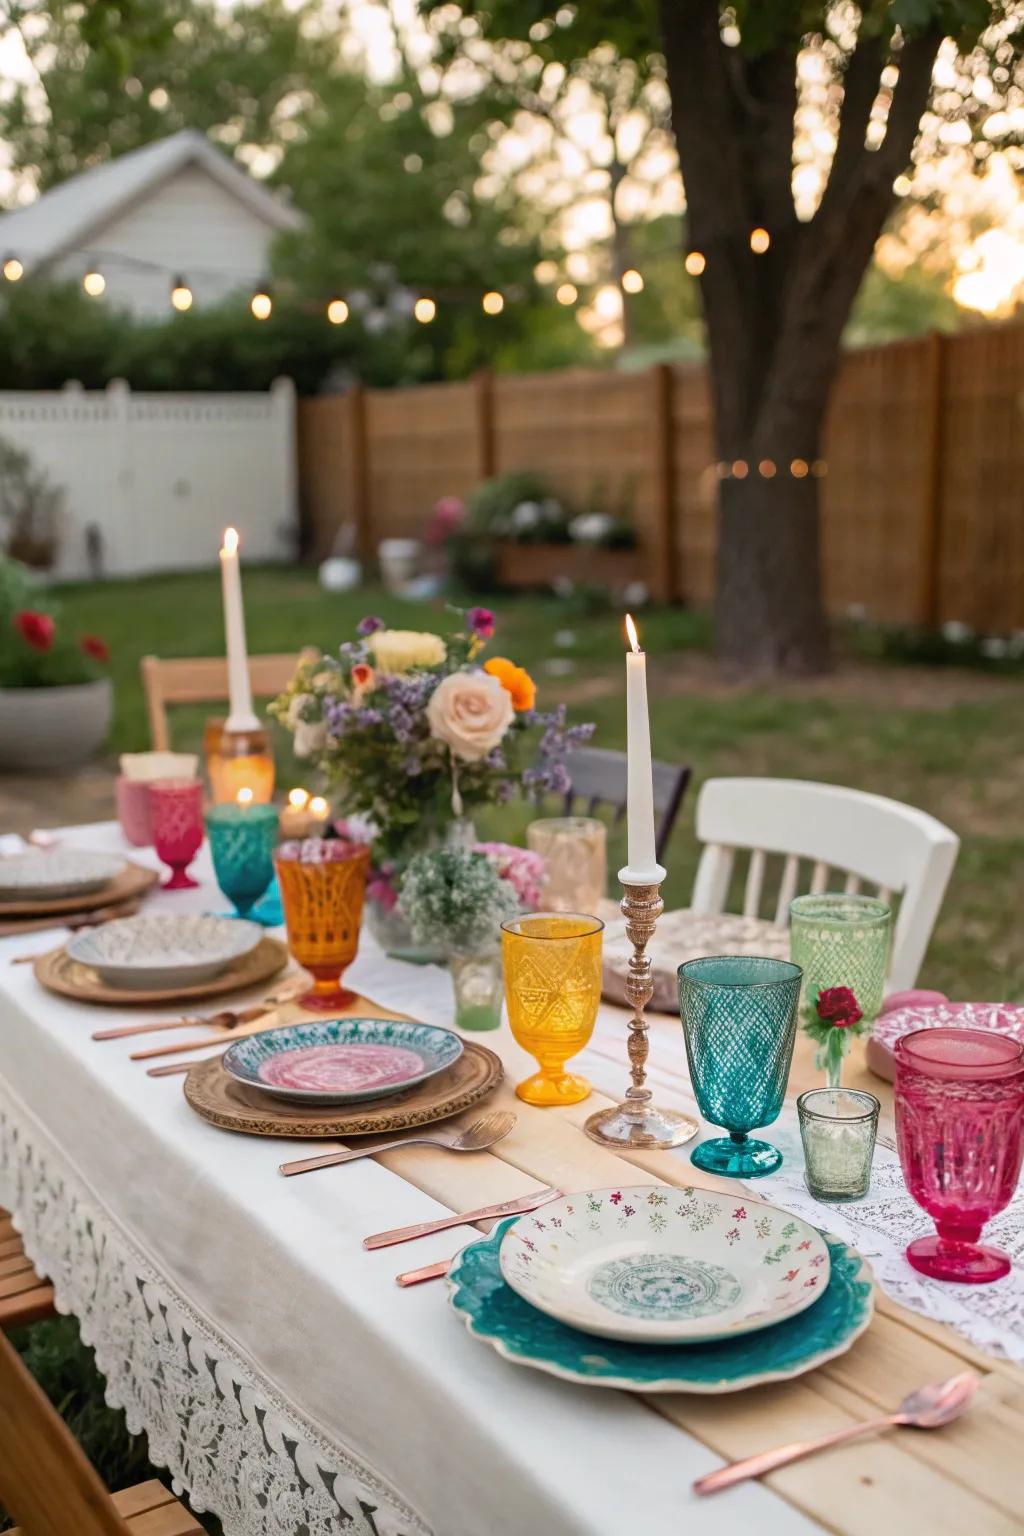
797, 1087, 880, 1202
450, 949, 504, 1032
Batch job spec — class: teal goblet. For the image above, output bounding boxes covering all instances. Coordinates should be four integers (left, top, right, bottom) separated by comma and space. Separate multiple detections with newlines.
206, 803, 279, 921
678, 955, 803, 1178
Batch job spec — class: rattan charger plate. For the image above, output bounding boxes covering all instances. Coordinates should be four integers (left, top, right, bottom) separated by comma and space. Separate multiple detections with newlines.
0, 861, 158, 920
183, 1038, 504, 1138
33, 935, 288, 1007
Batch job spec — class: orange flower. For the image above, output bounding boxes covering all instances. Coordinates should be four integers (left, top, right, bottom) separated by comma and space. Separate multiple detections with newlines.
483, 656, 536, 712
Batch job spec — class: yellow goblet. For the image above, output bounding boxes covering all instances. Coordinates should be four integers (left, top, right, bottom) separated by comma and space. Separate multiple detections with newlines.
501, 912, 604, 1106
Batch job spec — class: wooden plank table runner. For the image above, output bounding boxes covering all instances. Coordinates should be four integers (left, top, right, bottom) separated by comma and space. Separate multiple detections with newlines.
326, 987, 1024, 1536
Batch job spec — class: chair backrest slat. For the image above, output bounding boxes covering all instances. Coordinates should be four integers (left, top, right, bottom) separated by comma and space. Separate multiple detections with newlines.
0, 1330, 132, 1536
691, 778, 959, 992
140, 654, 298, 751
742, 848, 766, 917
562, 747, 690, 864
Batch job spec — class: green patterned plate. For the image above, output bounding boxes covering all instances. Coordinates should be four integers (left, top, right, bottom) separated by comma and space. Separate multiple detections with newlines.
498, 1186, 830, 1343
449, 1218, 873, 1393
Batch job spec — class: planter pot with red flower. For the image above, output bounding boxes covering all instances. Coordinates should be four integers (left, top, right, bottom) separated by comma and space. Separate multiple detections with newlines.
0, 601, 113, 771
0, 676, 113, 770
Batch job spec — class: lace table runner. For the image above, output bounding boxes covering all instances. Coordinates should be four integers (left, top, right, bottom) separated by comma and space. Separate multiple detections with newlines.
742, 1109, 1024, 1365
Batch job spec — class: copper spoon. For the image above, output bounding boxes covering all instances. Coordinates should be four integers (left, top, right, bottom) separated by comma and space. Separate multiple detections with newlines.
693, 1372, 980, 1495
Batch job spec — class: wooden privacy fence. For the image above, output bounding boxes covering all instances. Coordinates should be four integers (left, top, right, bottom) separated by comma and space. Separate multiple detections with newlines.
298, 321, 1024, 632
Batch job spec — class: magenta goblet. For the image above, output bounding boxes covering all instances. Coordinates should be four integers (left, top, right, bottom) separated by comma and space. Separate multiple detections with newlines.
148, 778, 204, 890
895, 1026, 1024, 1284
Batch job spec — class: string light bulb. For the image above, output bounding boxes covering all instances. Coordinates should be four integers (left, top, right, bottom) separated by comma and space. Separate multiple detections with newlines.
731, 460, 749, 479
250, 288, 272, 320
555, 282, 577, 306
413, 296, 436, 323
327, 297, 349, 325
482, 290, 504, 315
790, 458, 809, 478
621, 267, 644, 294
170, 276, 193, 312
83, 270, 106, 297
3, 256, 23, 282
758, 459, 776, 478
684, 251, 706, 276
750, 227, 771, 254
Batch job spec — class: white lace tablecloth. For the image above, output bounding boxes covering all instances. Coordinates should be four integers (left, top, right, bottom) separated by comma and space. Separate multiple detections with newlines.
0, 823, 820, 1536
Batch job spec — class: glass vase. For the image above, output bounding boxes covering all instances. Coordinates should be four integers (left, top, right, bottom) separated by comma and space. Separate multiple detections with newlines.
365, 819, 475, 965
450, 950, 504, 1032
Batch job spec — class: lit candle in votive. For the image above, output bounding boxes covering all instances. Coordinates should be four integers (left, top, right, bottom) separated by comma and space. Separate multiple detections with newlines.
289, 788, 310, 812
219, 527, 260, 733
236, 787, 254, 808
622, 613, 664, 885
309, 795, 330, 825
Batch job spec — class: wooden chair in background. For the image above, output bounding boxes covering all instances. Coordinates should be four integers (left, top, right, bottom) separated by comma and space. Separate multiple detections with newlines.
0, 1327, 203, 1535
562, 747, 691, 865
690, 777, 960, 992
140, 654, 298, 751
0, 1207, 54, 1332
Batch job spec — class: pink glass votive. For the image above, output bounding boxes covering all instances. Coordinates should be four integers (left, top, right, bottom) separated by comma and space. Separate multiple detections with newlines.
116, 775, 153, 846
148, 778, 205, 890
895, 1026, 1024, 1283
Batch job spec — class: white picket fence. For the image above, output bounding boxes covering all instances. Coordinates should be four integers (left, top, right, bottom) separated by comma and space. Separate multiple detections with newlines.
0, 379, 298, 579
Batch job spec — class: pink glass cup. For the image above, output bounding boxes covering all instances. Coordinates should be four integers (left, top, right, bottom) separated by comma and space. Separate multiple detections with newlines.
116, 775, 152, 847
148, 778, 204, 890
895, 1026, 1024, 1283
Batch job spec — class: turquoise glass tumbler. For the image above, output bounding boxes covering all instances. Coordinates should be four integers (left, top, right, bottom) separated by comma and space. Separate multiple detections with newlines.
206, 803, 279, 920
678, 955, 803, 1178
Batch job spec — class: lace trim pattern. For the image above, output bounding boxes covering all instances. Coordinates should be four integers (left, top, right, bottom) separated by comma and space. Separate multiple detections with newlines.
0, 1084, 431, 1536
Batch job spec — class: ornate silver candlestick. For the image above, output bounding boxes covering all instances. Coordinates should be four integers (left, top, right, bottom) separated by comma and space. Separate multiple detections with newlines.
584, 876, 699, 1150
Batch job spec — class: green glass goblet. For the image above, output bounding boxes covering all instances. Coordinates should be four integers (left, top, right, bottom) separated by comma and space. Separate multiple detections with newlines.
678, 955, 803, 1178
206, 803, 279, 921
789, 894, 892, 1030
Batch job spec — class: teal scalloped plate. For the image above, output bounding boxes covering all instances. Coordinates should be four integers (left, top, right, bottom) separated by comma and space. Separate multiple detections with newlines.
447, 1220, 873, 1393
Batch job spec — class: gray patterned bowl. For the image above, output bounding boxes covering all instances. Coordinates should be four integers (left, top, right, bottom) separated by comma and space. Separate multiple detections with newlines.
498, 1185, 830, 1344
221, 1017, 465, 1105
66, 913, 262, 989
0, 849, 126, 900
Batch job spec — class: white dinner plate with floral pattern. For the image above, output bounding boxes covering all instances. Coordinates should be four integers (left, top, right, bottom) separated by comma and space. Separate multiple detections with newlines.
0, 850, 126, 900
66, 913, 262, 989
498, 1185, 831, 1344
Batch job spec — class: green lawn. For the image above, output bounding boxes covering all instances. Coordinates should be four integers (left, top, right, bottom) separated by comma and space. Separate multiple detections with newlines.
57, 565, 1024, 1003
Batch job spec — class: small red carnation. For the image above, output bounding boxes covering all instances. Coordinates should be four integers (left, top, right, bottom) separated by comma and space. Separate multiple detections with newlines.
816, 985, 862, 1029
81, 634, 110, 663
13, 610, 55, 652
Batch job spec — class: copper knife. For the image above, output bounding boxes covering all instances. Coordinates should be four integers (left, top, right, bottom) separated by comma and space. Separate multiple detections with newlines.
365, 1187, 561, 1251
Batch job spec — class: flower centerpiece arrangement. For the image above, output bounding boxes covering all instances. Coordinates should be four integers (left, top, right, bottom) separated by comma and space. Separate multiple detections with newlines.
270, 607, 591, 954
802, 985, 868, 1088
0, 554, 112, 769
400, 846, 519, 1030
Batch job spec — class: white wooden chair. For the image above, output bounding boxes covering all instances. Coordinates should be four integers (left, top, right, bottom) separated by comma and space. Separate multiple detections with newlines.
690, 778, 960, 992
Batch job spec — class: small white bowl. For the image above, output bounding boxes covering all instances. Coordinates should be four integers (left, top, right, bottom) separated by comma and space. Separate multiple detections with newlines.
499, 1185, 830, 1344
66, 914, 262, 989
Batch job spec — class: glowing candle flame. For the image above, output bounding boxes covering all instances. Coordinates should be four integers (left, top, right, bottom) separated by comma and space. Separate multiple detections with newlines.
288, 787, 310, 809
625, 613, 641, 654
222, 526, 239, 556
309, 795, 329, 819
236, 786, 253, 806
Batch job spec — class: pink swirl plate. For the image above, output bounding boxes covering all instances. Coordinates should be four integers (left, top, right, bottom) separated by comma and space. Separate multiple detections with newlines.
868, 1001, 1024, 1082
221, 1017, 464, 1105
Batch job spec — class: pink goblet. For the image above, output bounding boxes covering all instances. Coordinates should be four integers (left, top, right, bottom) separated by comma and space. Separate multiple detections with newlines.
895, 1026, 1024, 1283
148, 778, 204, 890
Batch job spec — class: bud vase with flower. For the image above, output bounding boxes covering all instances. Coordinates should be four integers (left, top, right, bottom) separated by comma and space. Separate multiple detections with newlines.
802, 986, 866, 1088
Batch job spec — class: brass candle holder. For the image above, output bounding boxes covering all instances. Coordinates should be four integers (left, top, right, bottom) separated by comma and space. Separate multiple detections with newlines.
584, 876, 699, 1150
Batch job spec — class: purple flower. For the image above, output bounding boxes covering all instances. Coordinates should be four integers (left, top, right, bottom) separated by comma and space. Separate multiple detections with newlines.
466, 606, 495, 639
357, 616, 385, 636
358, 707, 383, 727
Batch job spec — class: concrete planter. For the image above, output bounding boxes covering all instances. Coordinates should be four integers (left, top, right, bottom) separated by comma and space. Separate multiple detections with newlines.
0, 678, 112, 771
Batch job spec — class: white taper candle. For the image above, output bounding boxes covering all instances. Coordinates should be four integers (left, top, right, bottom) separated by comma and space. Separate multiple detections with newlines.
219, 526, 260, 733
621, 613, 665, 885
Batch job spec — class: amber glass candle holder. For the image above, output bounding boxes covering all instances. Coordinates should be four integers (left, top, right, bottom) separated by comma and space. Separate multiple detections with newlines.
205, 717, 276, 805
274, 840, 370, 1011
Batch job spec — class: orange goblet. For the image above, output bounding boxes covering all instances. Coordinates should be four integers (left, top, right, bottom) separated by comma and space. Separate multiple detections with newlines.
274, 840, 370, 1011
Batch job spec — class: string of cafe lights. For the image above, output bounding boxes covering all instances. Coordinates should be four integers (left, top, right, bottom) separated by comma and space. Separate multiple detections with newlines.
0, 225, 775, 323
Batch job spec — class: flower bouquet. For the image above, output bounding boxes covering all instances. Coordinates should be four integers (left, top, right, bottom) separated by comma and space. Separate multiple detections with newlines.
802, 985, 868, 1088
270, 608, 591, 952
400, 846, 518, 1030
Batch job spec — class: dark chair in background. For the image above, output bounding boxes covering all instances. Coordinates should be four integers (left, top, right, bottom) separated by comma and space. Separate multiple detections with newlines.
562, 747, 691, 864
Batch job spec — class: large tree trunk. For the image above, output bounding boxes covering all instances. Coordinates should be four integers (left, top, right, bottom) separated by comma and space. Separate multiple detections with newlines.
657, 1, 943, 676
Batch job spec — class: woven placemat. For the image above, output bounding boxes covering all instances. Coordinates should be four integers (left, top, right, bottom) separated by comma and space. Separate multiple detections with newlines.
0, 861, 158, 921
33, 935, 288, 1007
183, 1037, 503, 1138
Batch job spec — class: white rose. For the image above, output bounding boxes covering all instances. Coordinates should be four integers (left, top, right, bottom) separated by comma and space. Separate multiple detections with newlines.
427, 671, 514, 763
293, 719, 327, 759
